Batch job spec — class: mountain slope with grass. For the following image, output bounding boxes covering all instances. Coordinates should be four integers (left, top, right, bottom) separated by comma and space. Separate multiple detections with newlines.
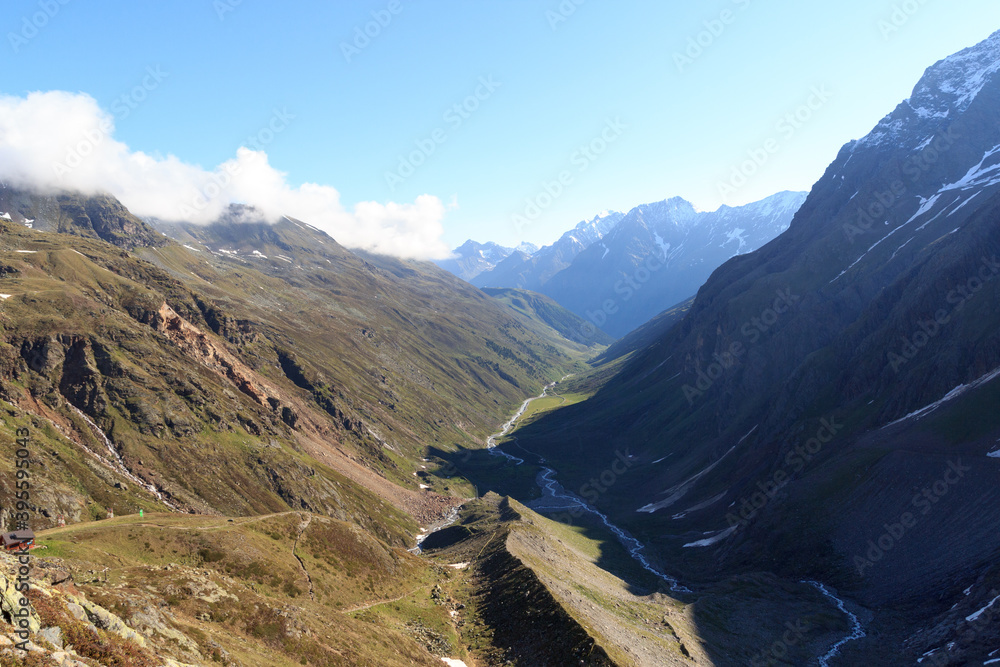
0, 189, 600, 664
418, 494, 858, 667
1, 511, 471, 666
0, 191, 593, 539
482, 287, 615, 347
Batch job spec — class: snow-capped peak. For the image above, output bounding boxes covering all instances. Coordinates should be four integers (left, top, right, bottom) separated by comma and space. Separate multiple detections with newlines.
515, 241, 539, 256
917, 29, 1000, 114
859, 30, 1000, 149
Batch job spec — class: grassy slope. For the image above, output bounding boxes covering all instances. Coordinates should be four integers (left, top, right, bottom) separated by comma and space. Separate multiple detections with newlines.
19, 511, 464, 666
482, 287, 615, 346
0, 209, 603, 664
142, 221, 595, 468
0, 217, 593, 541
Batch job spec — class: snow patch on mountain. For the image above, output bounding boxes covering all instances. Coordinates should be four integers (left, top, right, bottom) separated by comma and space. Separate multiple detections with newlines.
988, 440, 1000, 458
652, 232, 671, 259
724, 227, 747, 252
683, 526, 737, 548
948, 191, 982, 217
832, 193, 951, 284
940, 144, 1000, 192
884, 364, 1000, 428
937, 40, 1000, 110
638, 444, 739, 514
967, 593, 1000, 623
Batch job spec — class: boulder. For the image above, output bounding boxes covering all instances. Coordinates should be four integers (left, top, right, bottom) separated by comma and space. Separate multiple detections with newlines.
0, 574, 41, 634
37, 625, 63, 649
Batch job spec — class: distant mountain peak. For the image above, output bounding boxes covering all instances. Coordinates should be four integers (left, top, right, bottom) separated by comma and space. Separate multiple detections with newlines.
435, 239, 521, 281
535, 191, 806, 336
469, 210, 624, 290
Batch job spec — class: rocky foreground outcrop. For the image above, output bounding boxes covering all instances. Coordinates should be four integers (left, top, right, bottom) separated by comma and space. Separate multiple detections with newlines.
0, 551, 198, 666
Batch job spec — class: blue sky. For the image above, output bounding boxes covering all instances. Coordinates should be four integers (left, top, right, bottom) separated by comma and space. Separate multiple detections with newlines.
2, 0, 999, 254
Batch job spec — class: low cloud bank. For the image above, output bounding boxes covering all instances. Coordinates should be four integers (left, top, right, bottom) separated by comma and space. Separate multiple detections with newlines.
0, 91, 451, 259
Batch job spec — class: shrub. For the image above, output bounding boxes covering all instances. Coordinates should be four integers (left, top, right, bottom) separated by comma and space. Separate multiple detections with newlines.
65, 620, 157, 666
198, 547, 226, 563
244, 606, 288, 646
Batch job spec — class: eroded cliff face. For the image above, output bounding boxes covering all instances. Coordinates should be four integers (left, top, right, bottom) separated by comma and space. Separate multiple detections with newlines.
156, 302, 288, 418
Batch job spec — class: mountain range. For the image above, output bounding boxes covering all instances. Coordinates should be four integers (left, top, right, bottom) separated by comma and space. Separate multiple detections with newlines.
434, 239, 539, 282
471, 210, 625, 292
452, 192, 806, 338
1, 27, 999, 667
535, 191, 806, 337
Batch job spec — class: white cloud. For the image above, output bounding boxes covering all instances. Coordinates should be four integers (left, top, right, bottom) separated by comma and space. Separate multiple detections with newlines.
0, 91, 452, 260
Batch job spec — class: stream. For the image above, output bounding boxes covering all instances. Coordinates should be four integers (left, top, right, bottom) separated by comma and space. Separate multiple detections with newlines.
413, 380, 865, 663
486, 379, 690, 593
484, 380, 865, 660
806, 580, 867, 666
70, 406, 178, 510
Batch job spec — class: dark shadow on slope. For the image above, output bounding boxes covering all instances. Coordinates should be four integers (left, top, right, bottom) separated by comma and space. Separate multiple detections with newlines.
425, 444, 669, 594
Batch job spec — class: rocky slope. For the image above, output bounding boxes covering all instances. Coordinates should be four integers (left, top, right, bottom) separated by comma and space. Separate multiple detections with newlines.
0, 184, 165, 250
500, 29, 1000, 665
0, 189, 596, 539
